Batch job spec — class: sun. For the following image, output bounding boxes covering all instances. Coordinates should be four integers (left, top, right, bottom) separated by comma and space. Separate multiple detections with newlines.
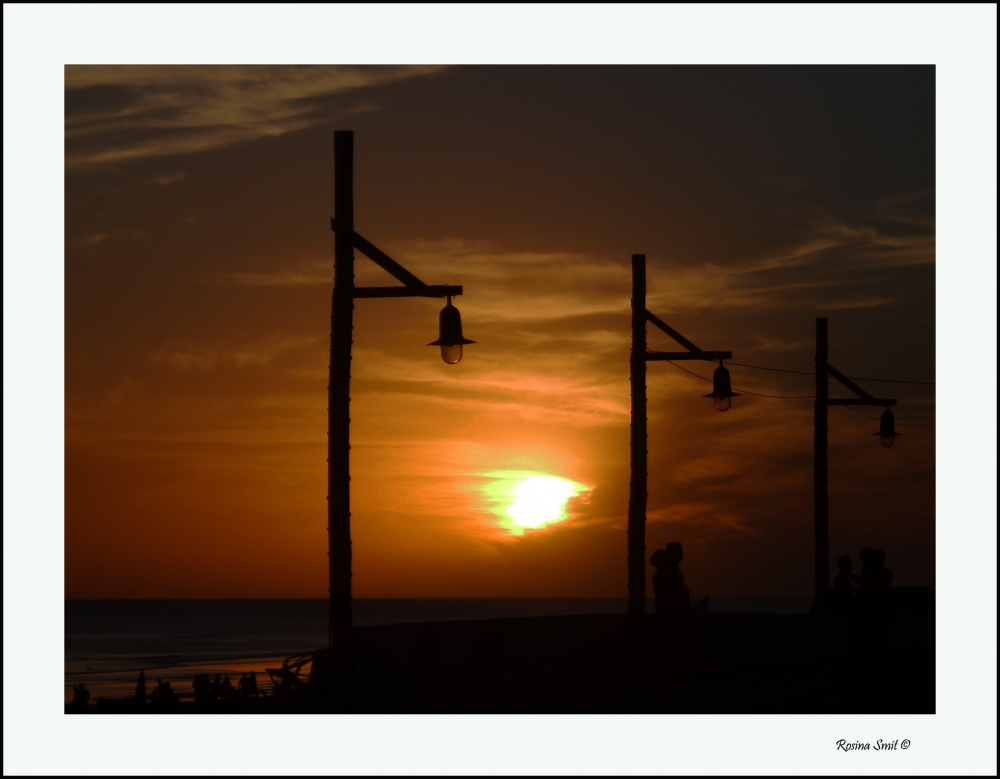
482, 471, 589, 534
507, 476, 581, 528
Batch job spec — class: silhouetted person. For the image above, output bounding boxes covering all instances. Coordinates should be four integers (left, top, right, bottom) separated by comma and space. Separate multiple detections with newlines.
871, 548, 893, 613
238, 672, 249, 702
853, 548, 892, 614
873, 549, 892, 588
134, 669, 146, 709
220, 674, 235, 701
248, 671, 259, 698
831, 555, 856, 612
69, 683, 90, 712
211, 673, 223, 702
651, 542, 690, 617
852, 548, 876, 607
192, 673, 211, 706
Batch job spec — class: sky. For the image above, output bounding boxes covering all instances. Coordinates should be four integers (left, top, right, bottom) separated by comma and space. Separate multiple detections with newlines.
64, 65, 936, 599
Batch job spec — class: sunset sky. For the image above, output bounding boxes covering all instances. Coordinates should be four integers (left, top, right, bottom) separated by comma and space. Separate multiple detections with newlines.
64, 65, 937, 599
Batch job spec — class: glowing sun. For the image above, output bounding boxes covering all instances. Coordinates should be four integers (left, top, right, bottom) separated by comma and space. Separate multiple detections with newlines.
482, 471, 590, 534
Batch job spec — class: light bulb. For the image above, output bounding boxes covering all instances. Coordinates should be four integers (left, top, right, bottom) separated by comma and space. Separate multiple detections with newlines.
880, 434, 895, 449
714, 395, 732, 412
440, 344, 463, 364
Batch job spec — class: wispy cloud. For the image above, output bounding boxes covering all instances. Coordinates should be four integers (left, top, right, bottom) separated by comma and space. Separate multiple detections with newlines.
152, 333, 319, 371
65, 65, 445, 168
218, 262, 332, 287
214, 208, 934, 330
152, 171, 186, 185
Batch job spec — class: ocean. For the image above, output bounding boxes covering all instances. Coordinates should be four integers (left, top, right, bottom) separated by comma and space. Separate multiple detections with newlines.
65, 597, 812, 702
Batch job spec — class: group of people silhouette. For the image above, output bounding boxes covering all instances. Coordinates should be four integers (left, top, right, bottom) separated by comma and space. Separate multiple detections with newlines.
649, 541, 895, 620
124, 669, 262, 710
192, 671, 260, 706
68, 683, 91, 712
831, 547, 894, 614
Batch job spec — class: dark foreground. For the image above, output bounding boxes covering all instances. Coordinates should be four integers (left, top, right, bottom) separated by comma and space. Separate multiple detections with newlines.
68, 594, 933, 714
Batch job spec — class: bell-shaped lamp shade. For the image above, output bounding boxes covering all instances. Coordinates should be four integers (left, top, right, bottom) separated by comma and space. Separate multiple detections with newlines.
874, 407, 902, 448
703, 363, 741, 412
427, 300, 475, 364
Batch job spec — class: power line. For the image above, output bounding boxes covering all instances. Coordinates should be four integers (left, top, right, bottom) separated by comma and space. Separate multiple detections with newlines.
840, 405, 936, 427
666, 360, 936, 422
727, 361, 935, 386
739, 388, 816, 400
728, 362, 814, 377
666, 361, 815, 399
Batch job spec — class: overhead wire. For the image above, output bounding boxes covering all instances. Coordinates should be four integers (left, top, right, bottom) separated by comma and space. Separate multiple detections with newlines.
664, 360, 936, 424
839, 405, 936, 427
666, 361, 815, 399
726, 361, 935, 386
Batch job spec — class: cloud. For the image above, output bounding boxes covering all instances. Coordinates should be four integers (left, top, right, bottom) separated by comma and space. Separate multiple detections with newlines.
214, 205, 934, 337
152, 171, 186, 185
152, 333, 318, 371
219, 262, 332, 287
752, 335, 813, 353
69, 233, 108, 248
65, 65, 445, 168
384, 227, 932, 319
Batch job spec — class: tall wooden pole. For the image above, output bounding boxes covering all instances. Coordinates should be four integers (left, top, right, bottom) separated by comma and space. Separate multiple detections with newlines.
628, 254, 647, 616
328, 130, 355, 706
813, 317, 829, 604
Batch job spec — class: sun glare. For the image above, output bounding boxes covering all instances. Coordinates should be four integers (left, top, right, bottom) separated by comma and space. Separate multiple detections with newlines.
482, 471, 589, 534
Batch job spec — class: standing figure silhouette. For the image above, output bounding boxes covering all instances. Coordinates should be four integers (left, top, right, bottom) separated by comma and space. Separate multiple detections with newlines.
651, 542, 691, 617
133, 669, 146, 709
831, 555, 856, 613
871, 548, 893, 614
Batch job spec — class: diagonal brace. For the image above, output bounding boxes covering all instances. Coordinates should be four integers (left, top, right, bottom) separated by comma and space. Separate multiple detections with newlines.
827, 363, 895, 405
332, 219, 428, 289
827, 364, 876, 400
645, 310, 702, 353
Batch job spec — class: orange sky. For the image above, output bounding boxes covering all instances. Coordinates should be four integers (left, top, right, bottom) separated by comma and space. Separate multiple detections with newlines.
64, 66, 936, 598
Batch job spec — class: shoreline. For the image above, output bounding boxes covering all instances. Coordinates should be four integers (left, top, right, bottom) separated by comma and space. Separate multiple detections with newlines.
67, 602, 935, 714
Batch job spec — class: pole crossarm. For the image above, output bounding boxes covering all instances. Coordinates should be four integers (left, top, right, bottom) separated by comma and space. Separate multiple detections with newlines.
331, 219, 461, 300
353, 284, 462, 299
644, 310, 732, 362
646, 350, 732, 362
826, 363, 895, 406
645, 310, 702, 352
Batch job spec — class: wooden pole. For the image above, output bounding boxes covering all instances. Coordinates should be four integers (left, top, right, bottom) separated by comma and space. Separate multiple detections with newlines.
328, 130, 355, 707
628, 254, 647, 616
814, 317, 829, 604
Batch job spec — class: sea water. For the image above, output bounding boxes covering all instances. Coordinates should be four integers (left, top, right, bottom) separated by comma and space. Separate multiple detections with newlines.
65, 597, 812, 701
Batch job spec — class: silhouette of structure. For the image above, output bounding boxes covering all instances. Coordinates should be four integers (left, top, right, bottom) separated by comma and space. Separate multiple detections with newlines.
325, 130, 471, 709
628, 254, 734, 615
813, 318, 896, 604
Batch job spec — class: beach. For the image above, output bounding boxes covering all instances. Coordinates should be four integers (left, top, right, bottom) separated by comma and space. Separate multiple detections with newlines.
65, 594, 929, 713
